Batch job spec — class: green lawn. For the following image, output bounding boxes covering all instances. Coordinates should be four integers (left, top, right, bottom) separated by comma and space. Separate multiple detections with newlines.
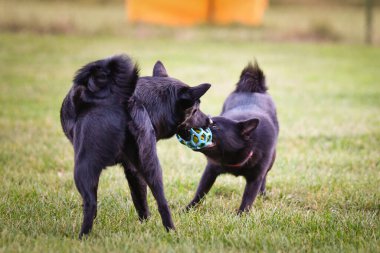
1, 2, 380, 253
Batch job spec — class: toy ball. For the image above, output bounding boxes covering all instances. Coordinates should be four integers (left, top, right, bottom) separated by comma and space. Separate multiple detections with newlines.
176, 127, 212, 150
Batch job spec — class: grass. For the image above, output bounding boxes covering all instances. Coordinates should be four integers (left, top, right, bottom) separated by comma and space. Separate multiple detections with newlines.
0, 1, 380, 252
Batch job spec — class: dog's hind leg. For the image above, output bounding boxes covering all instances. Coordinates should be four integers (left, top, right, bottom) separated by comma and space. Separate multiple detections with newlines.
237, 177, 263, 215
238, 162, 272, 214
122, 162, 150, 221
72, 107, 126, 239
185, 163, 220, 211
74, 161, 102, 239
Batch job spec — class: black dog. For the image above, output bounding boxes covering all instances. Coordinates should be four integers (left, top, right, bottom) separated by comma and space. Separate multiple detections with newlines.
60, 55, 211, 238
185, 61, 279, 214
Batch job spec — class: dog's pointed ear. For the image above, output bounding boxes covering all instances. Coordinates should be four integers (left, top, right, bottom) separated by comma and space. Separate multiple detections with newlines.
178, 83, 211, 109
238, 118, 259, 138
153, 61, 168, 77
188, 83, 211, 100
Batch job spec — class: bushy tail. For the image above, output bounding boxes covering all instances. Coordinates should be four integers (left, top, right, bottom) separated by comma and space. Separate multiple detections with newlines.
105, 54, 139, 99
73, 54, 139, 101
235, 61, 267, 93
60, 54, 139, 142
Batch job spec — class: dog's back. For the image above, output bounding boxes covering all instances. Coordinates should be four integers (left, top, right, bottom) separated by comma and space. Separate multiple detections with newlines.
222, 62, 279, 135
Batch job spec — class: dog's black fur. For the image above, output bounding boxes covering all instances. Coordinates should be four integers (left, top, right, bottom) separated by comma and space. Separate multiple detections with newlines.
186, 61, 279, 213
60, 55, 211, 238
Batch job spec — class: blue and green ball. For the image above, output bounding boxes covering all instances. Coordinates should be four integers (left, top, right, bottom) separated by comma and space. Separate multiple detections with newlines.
176, 128, 213, 150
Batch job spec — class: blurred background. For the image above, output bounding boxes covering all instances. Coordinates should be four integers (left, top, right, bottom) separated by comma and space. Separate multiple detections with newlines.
0, 0, 378, 44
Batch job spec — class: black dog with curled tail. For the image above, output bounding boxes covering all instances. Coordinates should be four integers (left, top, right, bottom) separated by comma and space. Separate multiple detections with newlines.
60, 55, 212, 238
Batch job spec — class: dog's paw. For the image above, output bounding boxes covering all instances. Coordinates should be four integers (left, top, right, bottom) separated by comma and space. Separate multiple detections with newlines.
236, 208, 250, 216
180, 206, 191, 214
181, 203, 199, 213
138, 212, 151, 223
78, 232, 89, 240
164, 224, 176, 232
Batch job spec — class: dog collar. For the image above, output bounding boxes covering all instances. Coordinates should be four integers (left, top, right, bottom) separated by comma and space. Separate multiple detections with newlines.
223, 151, 253, 168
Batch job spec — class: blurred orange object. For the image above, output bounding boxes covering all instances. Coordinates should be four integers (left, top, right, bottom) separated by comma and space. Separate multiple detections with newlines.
212, 0, 268, 25
126, 0, 268, 26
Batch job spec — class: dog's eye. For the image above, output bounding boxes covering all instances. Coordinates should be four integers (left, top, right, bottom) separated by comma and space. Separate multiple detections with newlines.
192, 108, 198, 115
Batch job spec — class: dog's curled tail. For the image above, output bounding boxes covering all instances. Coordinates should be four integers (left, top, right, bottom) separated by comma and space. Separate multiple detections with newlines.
61, 55, 139, 142
107, 54, 139, 99
73, 54, 139, 101
235, 61, 267, 93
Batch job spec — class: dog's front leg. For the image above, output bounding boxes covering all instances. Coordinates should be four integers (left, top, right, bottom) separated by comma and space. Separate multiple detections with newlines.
185, 163, 220, 211
139, 155, 175, 231
260, 150, 276, 196
259, 176, 267, 196
128, 102, 175, 231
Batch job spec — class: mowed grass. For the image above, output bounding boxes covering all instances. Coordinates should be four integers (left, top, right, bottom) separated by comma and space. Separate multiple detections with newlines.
0, 2, 380, 253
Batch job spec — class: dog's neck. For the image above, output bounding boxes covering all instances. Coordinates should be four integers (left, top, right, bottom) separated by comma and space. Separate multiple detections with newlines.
224, 151, 254, 168
207, 151, 253, 168
152, 118, 177, 140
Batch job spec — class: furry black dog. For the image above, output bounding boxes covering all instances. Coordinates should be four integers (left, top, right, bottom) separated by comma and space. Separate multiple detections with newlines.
60, 55, 211, 238
185, 62, 279, 214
